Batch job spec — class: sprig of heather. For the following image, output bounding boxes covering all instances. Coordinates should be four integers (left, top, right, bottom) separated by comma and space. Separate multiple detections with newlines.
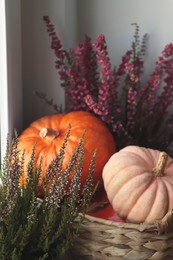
43, 128, 88, 211
135, 43, 173, 136
43, 15, 71, 97
83, 34, 119, 127
43, 16, 67, 73
43, 126, 71, 208
80, 150, 96, 212
4, 133, 23, 198
65, 136, 85, 220
91, 35, 117, 124
136, 52, 163, 127
0, 130, 95, 258
43, 16, 100, 112
94, 35, 117, 105
127, 23, 145, 86
154, 43, 173, 115
65, 37, 97, 111
43, 125, 71, 186
0, 133, 24, 222
35, 91, 63, 113
67, 36, 100, 111
122, 25, 147, 132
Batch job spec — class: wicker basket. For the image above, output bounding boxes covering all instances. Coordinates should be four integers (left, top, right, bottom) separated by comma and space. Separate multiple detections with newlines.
72, 210, 173, 260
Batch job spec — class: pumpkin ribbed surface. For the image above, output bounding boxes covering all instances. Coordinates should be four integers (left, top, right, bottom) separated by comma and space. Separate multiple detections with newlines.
102, 145, 173, 224
18, 111, 115, 193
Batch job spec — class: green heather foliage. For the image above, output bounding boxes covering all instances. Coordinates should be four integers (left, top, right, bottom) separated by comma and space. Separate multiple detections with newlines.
0, 130, 96, 259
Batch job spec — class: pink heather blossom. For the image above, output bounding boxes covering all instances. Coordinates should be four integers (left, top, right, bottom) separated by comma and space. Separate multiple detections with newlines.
150, 75, 161, 90
89, 34, 118, 120
117, 51, 132, 76
126, 88, 137, 129
162, 43, 173, 57
125, 62, 140, 82
130, 74, 139, 83
84, 94, 103, 116
43, 18, 173, 154
125, 63, 134, 72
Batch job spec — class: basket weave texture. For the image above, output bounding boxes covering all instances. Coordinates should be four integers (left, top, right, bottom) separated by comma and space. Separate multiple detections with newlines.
73, 210, 173, 260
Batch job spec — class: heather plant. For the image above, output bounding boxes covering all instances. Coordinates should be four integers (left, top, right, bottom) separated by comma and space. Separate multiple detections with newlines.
0, 130, 96, 259
41, 16, 173, 155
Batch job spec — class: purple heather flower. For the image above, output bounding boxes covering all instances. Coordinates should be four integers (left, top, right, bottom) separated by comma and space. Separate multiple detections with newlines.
126, 88, 137, 129
117, 51, 133, 76
91, 34, 118, 118
162, 43, 173, 58
44, 17, 173, 154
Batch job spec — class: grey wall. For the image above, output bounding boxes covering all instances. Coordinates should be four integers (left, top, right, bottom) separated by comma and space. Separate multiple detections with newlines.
77, 0, 173, 74
21, 0, 77, 129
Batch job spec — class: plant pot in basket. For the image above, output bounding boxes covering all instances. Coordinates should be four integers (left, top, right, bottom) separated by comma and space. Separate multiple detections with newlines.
72, 146, 173, 260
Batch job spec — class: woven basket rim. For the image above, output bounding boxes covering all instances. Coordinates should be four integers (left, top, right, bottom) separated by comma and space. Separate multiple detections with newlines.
81, 214, 154, 232
79, 208, 173, 234
73, 210, 173, 259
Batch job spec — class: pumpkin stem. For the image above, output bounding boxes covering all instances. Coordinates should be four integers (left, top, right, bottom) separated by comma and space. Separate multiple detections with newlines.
39, 128, 59, 140
152, 152, 168, 177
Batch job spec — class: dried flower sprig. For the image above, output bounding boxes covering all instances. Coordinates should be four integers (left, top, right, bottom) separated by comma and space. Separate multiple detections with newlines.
42, 16, 173, 155
35, 90, 63, 113
43, 15, 100, 112
0, 130, 96, 259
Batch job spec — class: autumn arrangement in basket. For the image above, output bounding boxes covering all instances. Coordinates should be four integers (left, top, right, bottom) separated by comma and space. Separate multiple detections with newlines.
2, 15, 173, 259
37, 17, 173, 258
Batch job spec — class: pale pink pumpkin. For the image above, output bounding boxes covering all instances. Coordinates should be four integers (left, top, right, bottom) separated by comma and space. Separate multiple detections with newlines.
102, 145, 173, 224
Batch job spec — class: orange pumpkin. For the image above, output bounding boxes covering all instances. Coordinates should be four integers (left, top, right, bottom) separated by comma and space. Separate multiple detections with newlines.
102, 145, 173, 224
18, 111, 115, 193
